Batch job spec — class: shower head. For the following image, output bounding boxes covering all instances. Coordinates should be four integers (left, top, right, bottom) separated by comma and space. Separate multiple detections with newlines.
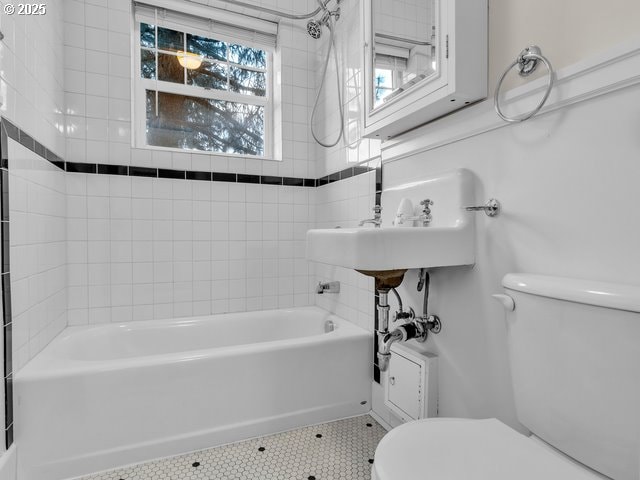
307, 7, 339, 39
307, 19, 323, 39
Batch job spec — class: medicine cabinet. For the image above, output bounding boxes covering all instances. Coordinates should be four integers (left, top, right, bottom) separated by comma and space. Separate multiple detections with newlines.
362, 0, 488, 139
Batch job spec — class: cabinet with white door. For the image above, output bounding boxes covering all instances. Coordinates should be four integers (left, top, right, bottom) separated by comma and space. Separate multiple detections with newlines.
384, 343, 438, 422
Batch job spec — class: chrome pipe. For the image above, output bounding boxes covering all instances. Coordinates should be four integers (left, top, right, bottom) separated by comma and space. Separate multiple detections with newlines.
422, 271, 430, 321
377, 290, 390, 333
377, 329, 402, 371
376, 290, 391, 371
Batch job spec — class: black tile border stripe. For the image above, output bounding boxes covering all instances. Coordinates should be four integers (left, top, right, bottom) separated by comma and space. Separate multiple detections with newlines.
0, 117, 379, 189
129, 166, 157, 178
0, 119, 13, 449
186, 171, 212, 181
66, 162, 96, 174
98, 164, 128, 176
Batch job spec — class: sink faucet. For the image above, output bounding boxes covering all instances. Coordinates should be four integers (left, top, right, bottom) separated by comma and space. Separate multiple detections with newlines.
358, 205, 382, 227
394, 199, 433, 227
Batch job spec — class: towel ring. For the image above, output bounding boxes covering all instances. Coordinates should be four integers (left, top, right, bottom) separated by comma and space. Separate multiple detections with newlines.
494, 45, 554, 123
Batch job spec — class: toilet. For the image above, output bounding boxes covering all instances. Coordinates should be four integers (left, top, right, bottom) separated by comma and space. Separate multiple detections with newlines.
372, 274, 640, 480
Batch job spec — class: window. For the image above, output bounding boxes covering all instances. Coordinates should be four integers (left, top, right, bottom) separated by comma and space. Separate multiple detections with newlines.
374, 68, 395, 106
373, 55, 407, 107
133, 8, 277, 158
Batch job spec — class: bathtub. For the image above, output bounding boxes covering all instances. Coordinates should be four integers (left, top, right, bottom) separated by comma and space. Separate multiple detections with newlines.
15, 307, 372, 480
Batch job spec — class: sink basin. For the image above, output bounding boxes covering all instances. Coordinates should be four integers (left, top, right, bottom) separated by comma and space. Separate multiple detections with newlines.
307, 168, 475, 271
307, 225, 474, 270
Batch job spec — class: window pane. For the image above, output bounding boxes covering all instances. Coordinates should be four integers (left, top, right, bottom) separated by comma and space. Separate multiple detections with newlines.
157, 53, 184, 84
146, 90, 264, 156
187, 62, 227, 90
228, 44, 266, 69
375, 69, 393, 89
229, 66, 266, 97
157, 27, 183, 52
140, 23, 155, 48
141, 49, 156, 79
374, 68, 394, 106
187, 34, 227, 62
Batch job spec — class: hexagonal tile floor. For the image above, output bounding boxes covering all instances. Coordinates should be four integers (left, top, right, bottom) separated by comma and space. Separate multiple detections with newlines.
78, 415, 387, 480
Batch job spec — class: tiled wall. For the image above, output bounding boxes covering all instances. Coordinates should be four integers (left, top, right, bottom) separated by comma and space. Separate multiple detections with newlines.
314, 170, 377, 332
66, 173, 315, 324
8, 140, 67, 372
310, 0, 381, 366
0, 0, 66, 452
60, 0, 330, 322
312, 0, 381, 178
63, 0, 319, 179
0, 0, 66, 156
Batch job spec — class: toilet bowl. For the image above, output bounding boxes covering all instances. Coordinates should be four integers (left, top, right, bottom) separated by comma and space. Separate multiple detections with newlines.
372, 418, 605, 480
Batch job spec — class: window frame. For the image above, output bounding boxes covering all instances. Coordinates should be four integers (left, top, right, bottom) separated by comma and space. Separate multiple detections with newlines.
132, 15, 276, 160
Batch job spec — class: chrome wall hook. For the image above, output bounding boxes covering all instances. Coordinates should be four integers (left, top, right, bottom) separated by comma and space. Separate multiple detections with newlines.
465, 198, 501, 217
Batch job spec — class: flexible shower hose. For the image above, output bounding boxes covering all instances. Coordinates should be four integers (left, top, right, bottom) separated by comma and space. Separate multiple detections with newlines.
310, 17, 344, 148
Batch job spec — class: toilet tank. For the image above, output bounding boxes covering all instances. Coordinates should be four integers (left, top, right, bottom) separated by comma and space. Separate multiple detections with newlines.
502, 274, 640, 480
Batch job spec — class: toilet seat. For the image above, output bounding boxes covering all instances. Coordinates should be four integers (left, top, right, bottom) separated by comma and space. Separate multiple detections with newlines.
372, 418, 604, 480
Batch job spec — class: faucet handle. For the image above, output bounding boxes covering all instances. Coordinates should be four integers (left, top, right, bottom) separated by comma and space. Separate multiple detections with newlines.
373, 205, 382, 215
420, 199, 433, 218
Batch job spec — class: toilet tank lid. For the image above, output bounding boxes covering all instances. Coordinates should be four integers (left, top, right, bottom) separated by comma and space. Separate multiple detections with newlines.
503, 274, 640, 313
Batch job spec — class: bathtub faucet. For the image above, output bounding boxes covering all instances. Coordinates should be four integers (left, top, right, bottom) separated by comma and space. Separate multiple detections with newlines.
316, 281, 340, 294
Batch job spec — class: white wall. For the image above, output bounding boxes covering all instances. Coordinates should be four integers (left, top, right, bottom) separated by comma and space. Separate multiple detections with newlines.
376, 66, 640, 430
489, 0, 640, 90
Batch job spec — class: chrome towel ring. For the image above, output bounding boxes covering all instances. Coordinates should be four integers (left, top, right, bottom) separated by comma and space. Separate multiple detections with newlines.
494, 45, 554, 123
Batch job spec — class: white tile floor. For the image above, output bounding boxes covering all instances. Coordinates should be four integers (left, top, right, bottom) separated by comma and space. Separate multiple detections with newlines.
79, 415, 387, 480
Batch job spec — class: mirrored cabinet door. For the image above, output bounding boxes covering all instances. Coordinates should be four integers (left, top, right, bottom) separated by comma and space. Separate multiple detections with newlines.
371, 0, 438, 109
363, 0, 487, 140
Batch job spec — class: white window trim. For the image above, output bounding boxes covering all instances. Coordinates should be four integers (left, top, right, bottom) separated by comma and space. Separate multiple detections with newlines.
132, 13, 280, 161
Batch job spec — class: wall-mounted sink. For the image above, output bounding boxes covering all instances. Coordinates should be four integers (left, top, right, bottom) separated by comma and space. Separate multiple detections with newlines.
307, 225, 474, 271
307, 169, 475, 271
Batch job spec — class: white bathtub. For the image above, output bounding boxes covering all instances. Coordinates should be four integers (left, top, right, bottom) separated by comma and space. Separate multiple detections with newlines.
15, 307, 372, 480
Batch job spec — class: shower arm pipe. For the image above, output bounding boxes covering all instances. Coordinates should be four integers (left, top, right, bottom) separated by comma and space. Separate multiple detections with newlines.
192, 0, 333, 21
